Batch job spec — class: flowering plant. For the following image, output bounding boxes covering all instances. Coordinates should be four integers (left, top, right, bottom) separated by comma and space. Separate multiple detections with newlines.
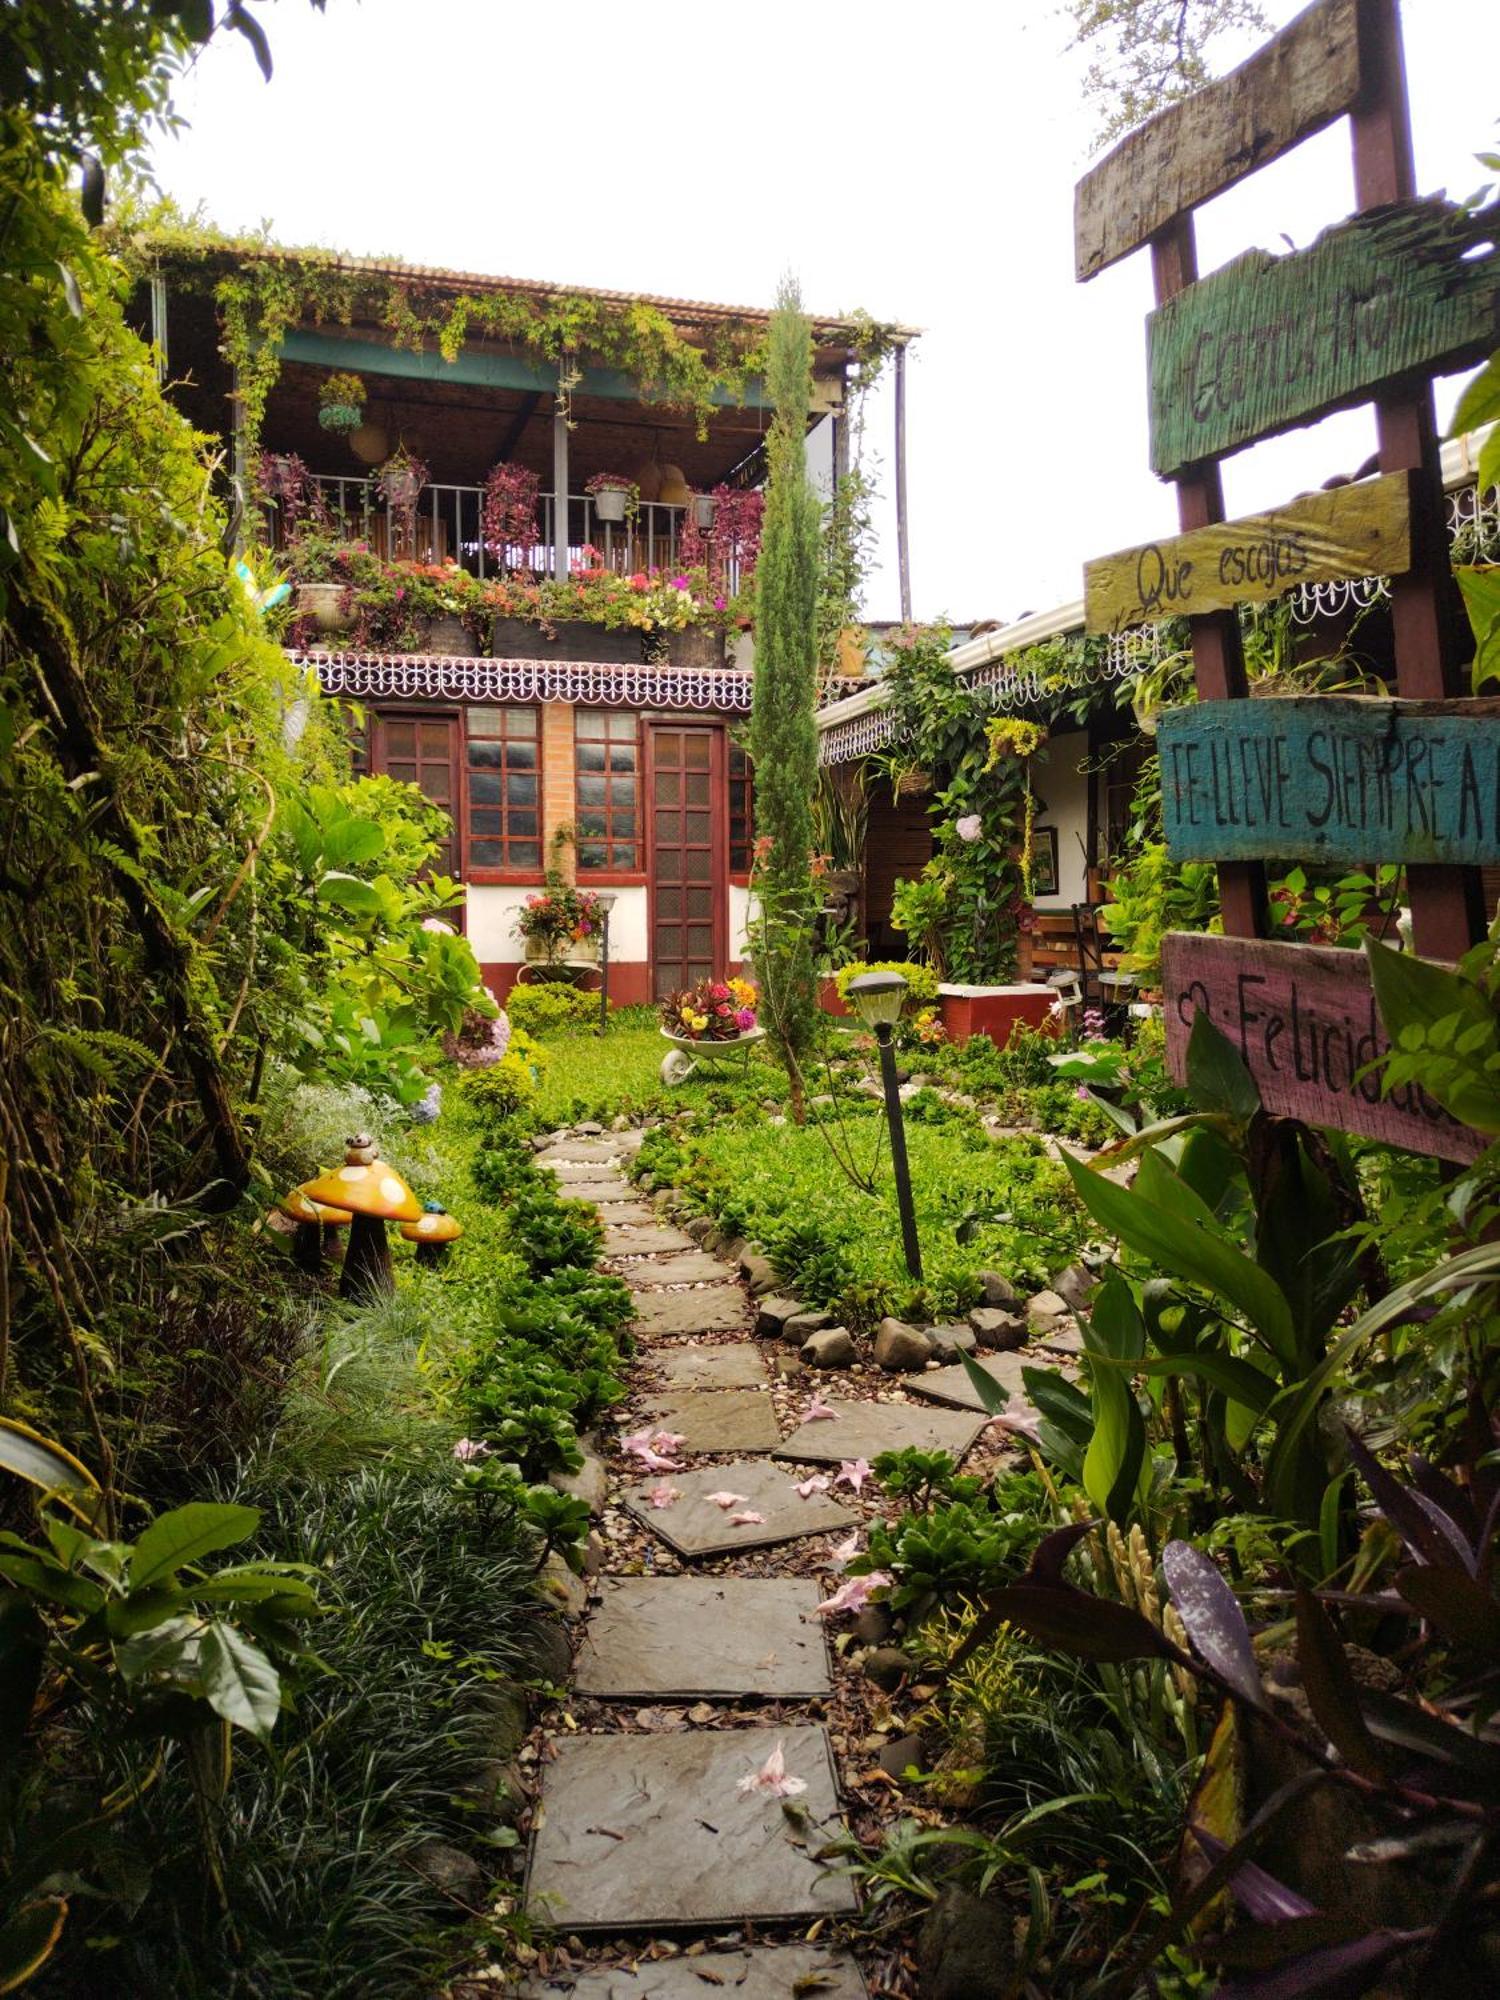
442, 1007, 512, 1067
585, 472, 638, 497
376, 446, 428, 515
482, 462, 541, 562
319, 371, 366, 412
661, 976, 758, 1042
513, 884, 604, 956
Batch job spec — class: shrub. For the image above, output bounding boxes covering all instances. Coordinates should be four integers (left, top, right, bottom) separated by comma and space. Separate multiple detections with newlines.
834, 958, 941, 1013
506, 981, 597, 1037
505, 1186, 602, 1275
459, 1027, 547, 1128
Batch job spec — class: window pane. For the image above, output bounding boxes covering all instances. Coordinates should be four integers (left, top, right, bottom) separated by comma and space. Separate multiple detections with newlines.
578, 840, 608, 869
470, 772, 502, 806
507, 740, 537, 770
471, 809, 503, 835
612, 840, 637, 868
578, 774, 607, 807
684, 735, 710, 769
576, 810, 607, 837
503, 706, 537, 734
685, 772, 710, 805
611, 808, 636, 839
510, 839, 540, 867
506, 773, 538, 807
470, 838, 505, 866
509, 810, 538, 837
469, 740, 502, 768
468, 708, 503, 738
576, 742, 607, 772
609, 746, 637, 773
608, 712, 637, 740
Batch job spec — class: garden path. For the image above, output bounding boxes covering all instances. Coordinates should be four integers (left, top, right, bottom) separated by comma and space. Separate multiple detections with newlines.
521, 1127, 1068, 1996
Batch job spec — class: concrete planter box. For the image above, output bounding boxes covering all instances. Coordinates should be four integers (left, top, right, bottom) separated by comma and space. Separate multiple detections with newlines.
490, 618, 727, 668
414, 613, 474, 656
938, 983, 1058, 1048
295, 581, 352, 633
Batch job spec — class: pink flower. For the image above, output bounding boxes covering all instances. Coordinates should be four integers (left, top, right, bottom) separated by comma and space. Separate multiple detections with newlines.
647, 1481, 681, 1509
829, 1531, 861, 1566
955, 813, 983, 843
707, 1490, 749, 1509
813, 1572, 892, 1618
728, 1510, 766, 1526
622, 1428, 682, 1473
422, 917, 456, 935
713, 595, 726, 610
735, 1008, 756, 1031
835, 1458, 872, 1493
735, 1739, 808, 1798
452, 1438, 489, 1463
795, 1475, 830, 1498
987, 1410, 1043, 1443
671, 574, 689, 589
803, 1396, 838, 1422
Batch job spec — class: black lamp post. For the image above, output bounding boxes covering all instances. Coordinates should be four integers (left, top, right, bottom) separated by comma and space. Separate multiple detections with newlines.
845, 969, 923, 1283
594, 890, 617, 1036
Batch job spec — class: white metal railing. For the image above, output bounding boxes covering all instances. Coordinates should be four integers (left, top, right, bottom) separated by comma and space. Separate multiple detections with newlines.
273, 476, 732, 585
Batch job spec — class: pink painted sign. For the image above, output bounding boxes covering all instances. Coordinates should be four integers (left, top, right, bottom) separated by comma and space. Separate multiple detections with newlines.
1161, 931, 1485, 1163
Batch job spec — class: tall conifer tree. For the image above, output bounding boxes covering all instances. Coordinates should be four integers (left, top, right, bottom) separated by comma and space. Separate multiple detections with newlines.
749, 278, 821, 1121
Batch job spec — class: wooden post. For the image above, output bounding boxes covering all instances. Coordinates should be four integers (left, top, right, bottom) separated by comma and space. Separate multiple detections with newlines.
1150, 217, 1268, 943
894, 342, 912, 623
552, 397, 570, 582
1351, 0, 1484, 962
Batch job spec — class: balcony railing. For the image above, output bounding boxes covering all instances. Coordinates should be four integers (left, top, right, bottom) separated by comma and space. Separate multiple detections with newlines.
271, 474, 740, 589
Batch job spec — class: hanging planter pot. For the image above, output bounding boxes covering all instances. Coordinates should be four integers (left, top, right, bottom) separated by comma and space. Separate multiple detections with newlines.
317, 371, 367, 438
319, 403, 362, 436
586, 475, 636, 524
595, 489, 627, 523
691, 494, 717, 531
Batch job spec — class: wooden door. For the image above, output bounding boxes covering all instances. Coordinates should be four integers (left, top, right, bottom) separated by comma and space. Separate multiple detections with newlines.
647, 723, 725, 1000
372, 711, 461, 879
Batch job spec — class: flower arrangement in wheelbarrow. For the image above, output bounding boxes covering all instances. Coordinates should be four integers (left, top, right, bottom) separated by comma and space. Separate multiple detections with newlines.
661, 976, 758, 1042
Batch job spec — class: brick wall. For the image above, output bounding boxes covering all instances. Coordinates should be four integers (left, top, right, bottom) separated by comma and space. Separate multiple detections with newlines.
541, 701, 576, 878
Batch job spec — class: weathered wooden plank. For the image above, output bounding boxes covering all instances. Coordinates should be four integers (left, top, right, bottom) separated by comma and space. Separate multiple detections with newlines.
1084, 473, 1412, 635
1161, 931, 1484, 1161
1148, 197, 1500, 477
1159, 696, 1500, 868
1074, 0, 1364, 283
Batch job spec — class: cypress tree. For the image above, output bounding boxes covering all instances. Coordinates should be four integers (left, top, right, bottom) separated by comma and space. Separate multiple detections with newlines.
749, 277, 821, 1122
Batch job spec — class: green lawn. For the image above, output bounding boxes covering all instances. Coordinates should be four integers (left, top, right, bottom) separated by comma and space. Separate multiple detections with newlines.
531, 1009, 792, 1128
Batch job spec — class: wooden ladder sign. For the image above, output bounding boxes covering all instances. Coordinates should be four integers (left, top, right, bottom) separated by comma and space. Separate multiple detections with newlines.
1084, 471, 1412, 635
1149, 197, 1500, 477
1074, 0, 1364, 283
1158, 695, 1500, 867
1161, 931, 1485, 1162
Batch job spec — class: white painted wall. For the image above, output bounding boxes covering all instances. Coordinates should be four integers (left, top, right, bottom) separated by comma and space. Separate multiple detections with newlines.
729, 882, 754, 959
1033, 729, 1091, 911
465, 884, 650, 964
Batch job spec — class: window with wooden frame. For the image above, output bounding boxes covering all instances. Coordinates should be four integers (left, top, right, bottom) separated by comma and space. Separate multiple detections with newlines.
373, 712, 458, 875
464, 705, 541, 872
575, 710, 641, 871
728, 742, 754, 872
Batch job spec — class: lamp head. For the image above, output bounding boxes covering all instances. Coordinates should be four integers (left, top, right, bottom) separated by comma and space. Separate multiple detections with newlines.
845, 969, 909, 1033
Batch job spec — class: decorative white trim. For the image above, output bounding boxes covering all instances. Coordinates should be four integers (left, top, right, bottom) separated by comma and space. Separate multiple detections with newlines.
299, 649, 757, 710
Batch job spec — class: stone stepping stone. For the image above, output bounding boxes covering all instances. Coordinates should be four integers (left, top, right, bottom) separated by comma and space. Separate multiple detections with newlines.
525, 1724, 854, 1930
640, 1388, 780, 1454
631, 1286, 748, 1340
603, 1224, 697, 1257
552, 1178, 635, 1203
774, 1399, 985, 1468
653, 1344, 766, 1391
907, 1349, 1042, 1417
622, 1251, 734, 1290
1037, 1324, 1085, 1357
519, 1945, 866, 1997
619, 1458, 853, 1558
573, 1576, 830, 1698
537, 1140, 634, 1165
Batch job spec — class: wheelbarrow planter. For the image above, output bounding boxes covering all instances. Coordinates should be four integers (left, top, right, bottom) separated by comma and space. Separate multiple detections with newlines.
659, 1025, 765, 1085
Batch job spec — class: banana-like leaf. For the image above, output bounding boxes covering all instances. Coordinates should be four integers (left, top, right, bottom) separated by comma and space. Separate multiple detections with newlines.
0, 1899, 67, 1995
0, 1421, 101, 1525
1294, 1587, 1387, 1780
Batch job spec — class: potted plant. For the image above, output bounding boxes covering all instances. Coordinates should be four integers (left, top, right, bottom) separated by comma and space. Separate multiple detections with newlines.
318, 372, 366, 436
691, 492, 717, 532
658, 976, 762, 1079
376, 445, 427, 515
586, 472, 637, 525
513, 883, 605, 967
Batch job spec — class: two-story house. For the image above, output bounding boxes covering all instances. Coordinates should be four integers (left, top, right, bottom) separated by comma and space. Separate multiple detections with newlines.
131, 229, 914, 1004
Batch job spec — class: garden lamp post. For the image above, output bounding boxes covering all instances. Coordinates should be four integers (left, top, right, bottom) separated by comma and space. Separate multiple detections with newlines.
845, 970, 923, 1283
594, 890, 618, 1035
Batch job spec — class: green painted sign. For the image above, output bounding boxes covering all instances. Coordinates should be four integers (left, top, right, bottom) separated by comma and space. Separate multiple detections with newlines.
1148, 198, 1500, 477
1159, 697, 1500, 867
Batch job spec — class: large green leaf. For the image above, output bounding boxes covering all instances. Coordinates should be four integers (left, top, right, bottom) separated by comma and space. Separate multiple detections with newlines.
1081, 1278, 1147, 1523
1185, 1009, 1260, 1125
1254, 1132, 1361, 1369
321, 816, 385, 870
1062, 1152, 1296, 1371
130, 1503, 260, 1592
1364, 934, 1500, 1131
1452, 352, 1500, 437
0, 1898, 67, 1995
0, 1420, 101, 1522
1458, 566, 1500, 691
198, 1620, 282, 1738
1095, 1347, 1274, 1418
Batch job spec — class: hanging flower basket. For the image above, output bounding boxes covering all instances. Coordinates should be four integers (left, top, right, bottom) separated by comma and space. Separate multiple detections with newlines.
318, 371, 366, 437
587, 473, 637, 524
691, 494, 717, 531
319, 403, 362, 436
896, 767, 932, 798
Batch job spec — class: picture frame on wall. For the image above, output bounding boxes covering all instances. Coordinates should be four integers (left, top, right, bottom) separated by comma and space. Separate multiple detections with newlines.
1031, 825, 1060, 900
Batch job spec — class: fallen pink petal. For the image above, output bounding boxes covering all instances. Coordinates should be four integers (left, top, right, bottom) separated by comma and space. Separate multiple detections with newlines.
735, 1738, 809, 1799
803, 1396, 838, 1422
706, 1490, 749, 1510
834, 1457, 872, 1493
621, 1429, 683, 1473
728, 1510, 766, 1525
988, 1411, 1043, 1443
813, 1571, 892, 1618
795, 1474, 831, 1498
829, 1530, 861, 1565
646, 1481, 681, 1509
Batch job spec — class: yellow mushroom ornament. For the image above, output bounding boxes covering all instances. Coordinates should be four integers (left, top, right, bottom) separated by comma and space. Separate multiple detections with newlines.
301, 1135, 421, 1300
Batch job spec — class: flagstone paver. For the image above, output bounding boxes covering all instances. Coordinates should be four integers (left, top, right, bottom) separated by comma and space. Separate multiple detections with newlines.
536, 1141, 637, 1166
520, 1945, 867, 1997
652, 1343, 767, 1391
619, 1458, 853, 1557
773, 1398, 986, 1467
524, 1725, 855, 1929
620, 1251, 734, 1289
590, 1202, 659, 1227
639, 1388, 780, 1454
603, 1223, 697, 1257
573, 1577, 830, 1698
630, 1286, 748, 1340
908, 1349, 1042, 1416
552, 1179, 636, 1203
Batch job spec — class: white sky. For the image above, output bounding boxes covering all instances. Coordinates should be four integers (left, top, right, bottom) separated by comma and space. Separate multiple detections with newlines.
148, 0, 1496, 624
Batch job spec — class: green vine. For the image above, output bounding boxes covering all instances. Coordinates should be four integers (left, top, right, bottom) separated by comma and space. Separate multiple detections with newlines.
114, 212, 906, 455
